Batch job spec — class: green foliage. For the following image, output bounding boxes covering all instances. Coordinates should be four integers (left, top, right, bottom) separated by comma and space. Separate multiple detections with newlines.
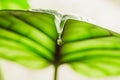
0, 0, 30, 10
0, 10, 58, 69
0, 10, 120, 80
61, 19, 120, 77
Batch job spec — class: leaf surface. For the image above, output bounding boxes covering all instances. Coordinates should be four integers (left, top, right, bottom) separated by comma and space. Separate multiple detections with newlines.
61, 19, 120, 77
0, 10, 58, 69
0, 0, 30, 10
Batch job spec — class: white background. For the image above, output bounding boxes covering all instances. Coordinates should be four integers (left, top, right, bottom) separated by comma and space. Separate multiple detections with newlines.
1, 0, 120, 80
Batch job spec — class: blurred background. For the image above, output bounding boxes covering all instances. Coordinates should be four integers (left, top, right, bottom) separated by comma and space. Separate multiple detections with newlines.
1, 0, 120, 80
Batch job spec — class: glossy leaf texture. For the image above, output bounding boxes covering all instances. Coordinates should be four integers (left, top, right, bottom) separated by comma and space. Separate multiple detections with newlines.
61, 19, 120, 77
0, 0, 30, 10
0, 10, 58, 69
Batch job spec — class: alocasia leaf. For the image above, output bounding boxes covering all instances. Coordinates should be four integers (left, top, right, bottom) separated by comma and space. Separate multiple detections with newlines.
0, 0, 30, 9
0, 10, 120, 80
0, 10, 58, 69
61, 19, 120, 77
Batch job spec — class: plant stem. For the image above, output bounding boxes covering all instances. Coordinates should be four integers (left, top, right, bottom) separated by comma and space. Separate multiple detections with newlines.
54, 65, 59, 80
54, 43, 61, 80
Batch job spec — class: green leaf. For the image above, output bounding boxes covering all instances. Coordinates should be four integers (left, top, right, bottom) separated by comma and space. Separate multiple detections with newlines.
0, 10, 58, 69
0, 10, 120, 79
61, 19, 120, 77
0, 0, 30, 10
